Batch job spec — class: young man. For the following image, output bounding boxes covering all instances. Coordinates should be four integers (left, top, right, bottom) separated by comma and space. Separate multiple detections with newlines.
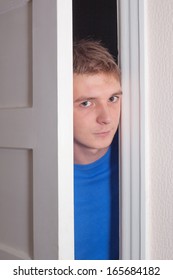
73, 40, 122, 260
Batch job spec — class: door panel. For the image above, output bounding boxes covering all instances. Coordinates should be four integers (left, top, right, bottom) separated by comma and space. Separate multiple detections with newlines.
0, 0, 32, 108
0, 149, 33, 259
0, 0, 58, 259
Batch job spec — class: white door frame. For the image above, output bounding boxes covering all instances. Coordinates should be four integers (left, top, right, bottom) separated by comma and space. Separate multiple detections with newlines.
118, 0, 147, 259
56, 0, 74, 260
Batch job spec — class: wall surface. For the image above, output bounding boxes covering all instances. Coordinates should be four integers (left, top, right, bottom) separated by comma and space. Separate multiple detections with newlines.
146, 0, 173, 259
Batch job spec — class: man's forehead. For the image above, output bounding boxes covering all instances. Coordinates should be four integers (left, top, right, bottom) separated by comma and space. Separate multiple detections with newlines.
73, 72, 121, 88
74, 73, 121, 98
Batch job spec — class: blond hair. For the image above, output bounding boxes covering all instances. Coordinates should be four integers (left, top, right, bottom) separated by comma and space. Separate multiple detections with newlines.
73, 39, 120, 80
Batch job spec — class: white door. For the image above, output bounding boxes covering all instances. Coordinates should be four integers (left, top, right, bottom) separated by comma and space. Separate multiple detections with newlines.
0, 0, 74, 260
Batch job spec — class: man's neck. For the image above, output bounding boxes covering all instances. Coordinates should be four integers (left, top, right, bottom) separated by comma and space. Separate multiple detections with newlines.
74, 145, 109, 165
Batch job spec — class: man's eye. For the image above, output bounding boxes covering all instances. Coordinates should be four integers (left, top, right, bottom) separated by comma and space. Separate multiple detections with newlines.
80, 101, 92, 107
109, 96, 119, 103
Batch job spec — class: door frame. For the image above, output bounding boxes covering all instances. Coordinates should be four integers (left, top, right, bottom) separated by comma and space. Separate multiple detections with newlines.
56, 0, 74, 260
118, 0, 147, 259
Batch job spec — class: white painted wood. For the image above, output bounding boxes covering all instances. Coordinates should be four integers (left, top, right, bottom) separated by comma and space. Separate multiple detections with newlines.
0, 0, 34, 260
0, 1, 32, 108
0, 109, 35, 148
118, 0, 131, 259
118, 0, 146, 259
138, 0, 147, 260
57, 0, 74, 260
32, 0, 58, 259
0, 0, 60, 259
0, 0, 30, 15
0, 149, 33, 260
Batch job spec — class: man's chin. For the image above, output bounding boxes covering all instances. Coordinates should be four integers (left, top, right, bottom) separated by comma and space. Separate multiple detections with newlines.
92, 141, 113, 151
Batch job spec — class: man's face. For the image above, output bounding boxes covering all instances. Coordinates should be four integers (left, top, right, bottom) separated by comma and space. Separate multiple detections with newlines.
73, 72, 122, 159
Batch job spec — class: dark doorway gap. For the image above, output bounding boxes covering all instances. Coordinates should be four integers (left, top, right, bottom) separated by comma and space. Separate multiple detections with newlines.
73, 0, 118, 61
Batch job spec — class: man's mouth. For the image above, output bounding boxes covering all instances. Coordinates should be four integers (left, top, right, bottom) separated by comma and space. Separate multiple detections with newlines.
94, 127, 113, 134
94, 130, 112, 136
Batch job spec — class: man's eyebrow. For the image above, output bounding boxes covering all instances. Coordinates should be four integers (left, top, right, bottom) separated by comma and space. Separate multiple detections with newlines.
74, 96, 96, 103
74, 91, 122, 103
113, 91, 122, 95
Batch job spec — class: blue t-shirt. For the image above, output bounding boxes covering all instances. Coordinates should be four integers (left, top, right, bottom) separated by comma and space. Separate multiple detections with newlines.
74, 135, 119, 260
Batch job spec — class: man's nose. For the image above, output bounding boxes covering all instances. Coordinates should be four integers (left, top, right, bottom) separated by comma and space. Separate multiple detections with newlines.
96, 105, 112, 125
